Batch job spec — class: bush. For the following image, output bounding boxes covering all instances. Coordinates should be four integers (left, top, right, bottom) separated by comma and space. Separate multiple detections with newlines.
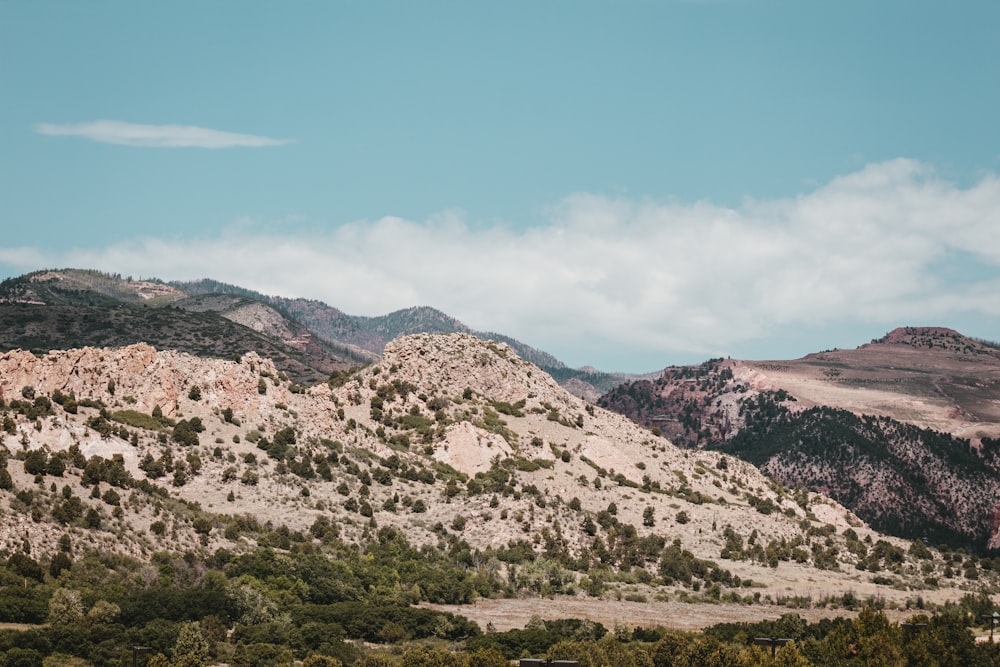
23, 450, 48, 476
111, 409, 162, 430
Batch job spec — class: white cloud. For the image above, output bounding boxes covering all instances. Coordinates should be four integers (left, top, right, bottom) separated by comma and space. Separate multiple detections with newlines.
2, 159, 999, 369
33, 120, 292, 148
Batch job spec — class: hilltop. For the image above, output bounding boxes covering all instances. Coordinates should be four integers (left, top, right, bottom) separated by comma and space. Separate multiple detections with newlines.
599, 327, 1000, 552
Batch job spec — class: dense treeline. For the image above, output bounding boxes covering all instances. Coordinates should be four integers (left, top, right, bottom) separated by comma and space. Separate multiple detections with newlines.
0, 527, 485, 666
2, 525, 999, 667
720, 400, 1000, 552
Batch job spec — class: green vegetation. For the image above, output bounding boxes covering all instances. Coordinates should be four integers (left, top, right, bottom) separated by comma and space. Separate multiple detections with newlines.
0, 527, 489, 666
0, 301, 339, 385
5, 584, 974, 667
110, 409, 164, 431
722, 401, 1000, 551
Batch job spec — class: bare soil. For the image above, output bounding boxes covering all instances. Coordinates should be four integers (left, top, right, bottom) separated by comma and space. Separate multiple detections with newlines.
423, 596, 919, 632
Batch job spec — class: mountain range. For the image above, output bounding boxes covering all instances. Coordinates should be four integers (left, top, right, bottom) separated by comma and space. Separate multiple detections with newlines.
0, 267, 997, 631
0, 269, 627, 398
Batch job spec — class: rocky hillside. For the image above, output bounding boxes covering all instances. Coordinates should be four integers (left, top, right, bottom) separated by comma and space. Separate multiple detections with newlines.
1, 269, 628, 397
0, 302, 350, 386
598, 327, 1000, 552
172, 293, 376, 365
268, 297, 628, 398
0, 334, 993, 608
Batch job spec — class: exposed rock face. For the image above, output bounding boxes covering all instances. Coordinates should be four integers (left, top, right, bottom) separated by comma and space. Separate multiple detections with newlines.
991, 506, 1000, 551
0, 343, 282, 419
0, 268, 626, 398
379, 334, 572, 407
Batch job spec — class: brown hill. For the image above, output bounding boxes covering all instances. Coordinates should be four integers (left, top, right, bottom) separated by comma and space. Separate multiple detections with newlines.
757, 327, 1000, 440
598, 327, 1000, 551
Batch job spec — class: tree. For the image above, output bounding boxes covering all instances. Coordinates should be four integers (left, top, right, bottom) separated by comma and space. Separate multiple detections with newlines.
652, 632, 692, 667
401, 645, 465, 667
229, 583, 280, 625
3, 648, 44, 667
85, 599, 121, 626
303, 656, 344, 667
821, 606, 903, 667
174, 621, 210, 666
48, 588, 84, 625
643, 506, 656, 527
0, 466, 14, 491
548, 640, 606, 667
354, 656, 397, 667
8, 553, 44, 582
774, 641, 812, 667
468, 648, 509, 667
49, 552, 73, 578
46, 455, 66, 477
23, 449, 48, 476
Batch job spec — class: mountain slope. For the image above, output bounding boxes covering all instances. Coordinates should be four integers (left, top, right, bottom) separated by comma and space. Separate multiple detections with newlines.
172, 293, 376, 365
269, 298, 630, 395
598, 327, 1000, 552
0, 302, 349, 385
0, 268, 184, 306
1, 334, 985, 608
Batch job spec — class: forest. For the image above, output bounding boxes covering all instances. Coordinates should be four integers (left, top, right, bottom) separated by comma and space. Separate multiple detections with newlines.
2, 529, 1000, 667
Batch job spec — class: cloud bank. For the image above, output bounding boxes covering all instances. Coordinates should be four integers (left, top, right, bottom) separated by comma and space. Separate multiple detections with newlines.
2, 159, 998, 369
33, 120, 291, 148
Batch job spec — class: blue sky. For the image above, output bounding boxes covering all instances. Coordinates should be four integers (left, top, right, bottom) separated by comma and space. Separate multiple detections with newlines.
1, 1, 999, 371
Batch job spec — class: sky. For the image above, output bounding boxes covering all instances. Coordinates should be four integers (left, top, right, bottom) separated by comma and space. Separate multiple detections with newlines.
1, 1, 999, 372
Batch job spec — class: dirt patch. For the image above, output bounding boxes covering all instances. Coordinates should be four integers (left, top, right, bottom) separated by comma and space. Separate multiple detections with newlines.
0, 623, 42, 632
423, 596, 917, 633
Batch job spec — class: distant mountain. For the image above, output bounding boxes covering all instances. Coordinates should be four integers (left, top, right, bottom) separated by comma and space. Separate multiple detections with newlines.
0, 269, 632, 396
173, 276, 631, 396
0, 268, 182, 306
0, 270, 363, 383
598, 327, 1000, 552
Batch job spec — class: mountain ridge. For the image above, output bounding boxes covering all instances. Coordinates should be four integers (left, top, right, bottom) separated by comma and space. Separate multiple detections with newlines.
598, 327, 1000, 552
0, 269, 629, 397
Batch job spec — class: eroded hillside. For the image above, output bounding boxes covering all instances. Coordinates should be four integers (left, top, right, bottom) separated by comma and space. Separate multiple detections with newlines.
0, 334, 993, 608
